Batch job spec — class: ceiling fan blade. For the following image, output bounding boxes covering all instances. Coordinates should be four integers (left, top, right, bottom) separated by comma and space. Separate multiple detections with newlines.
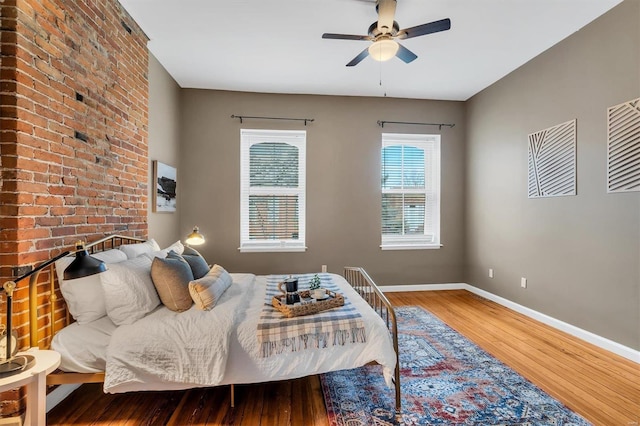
398, 18, 451, 39
396, 43, 417, 63
376, 0, 397, 34
346, 48, 370, 67
322, 33, 371, 41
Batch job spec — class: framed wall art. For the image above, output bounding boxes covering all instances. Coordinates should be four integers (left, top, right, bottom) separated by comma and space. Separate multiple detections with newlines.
527, 119, 577, 198
153, 160, 177, 213
607, 97, 640, 193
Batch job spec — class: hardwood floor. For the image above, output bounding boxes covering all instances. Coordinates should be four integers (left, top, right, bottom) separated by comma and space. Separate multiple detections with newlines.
47, 290, 640, 425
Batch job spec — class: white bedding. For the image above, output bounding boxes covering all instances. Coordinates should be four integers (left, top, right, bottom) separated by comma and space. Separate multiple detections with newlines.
52, 273, 397, 393
52, 315, 116, 373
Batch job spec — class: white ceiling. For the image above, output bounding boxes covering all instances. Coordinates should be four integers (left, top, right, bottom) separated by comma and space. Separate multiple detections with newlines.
119, 0, 622, 101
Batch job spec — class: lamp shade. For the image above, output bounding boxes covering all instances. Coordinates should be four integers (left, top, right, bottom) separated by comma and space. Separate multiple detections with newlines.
368, 39, 399, 62
185, 226, 205, 246
63, 248, 107, 280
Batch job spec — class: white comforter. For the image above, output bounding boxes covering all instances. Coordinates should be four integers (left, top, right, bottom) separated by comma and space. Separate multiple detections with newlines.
104, 273, 396, 393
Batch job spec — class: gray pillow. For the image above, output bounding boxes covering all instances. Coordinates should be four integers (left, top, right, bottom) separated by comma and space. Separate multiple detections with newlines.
180, 246, 210, 279
151, 256, 194, 312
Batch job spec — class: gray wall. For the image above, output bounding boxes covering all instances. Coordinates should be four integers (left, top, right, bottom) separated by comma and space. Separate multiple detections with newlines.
147, 1, 638, 350
178, 90, 466, 285
465, 1, 640, 349
148, 53, 182, 247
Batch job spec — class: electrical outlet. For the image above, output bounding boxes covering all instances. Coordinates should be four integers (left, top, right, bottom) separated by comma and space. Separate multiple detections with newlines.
488, 268, 494, 278
321, 265, 327, 273
521, 277, 527, 288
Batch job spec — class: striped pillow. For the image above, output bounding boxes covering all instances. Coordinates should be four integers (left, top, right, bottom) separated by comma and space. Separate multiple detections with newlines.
188, 265, 232, 310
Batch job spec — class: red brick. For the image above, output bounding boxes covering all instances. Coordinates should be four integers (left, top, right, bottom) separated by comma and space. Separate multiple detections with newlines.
16, 250, 50, 265
34, 103, 63, 123
62, 215, 87, 225
34, 149, 62, 164
17, 228, 50, 241
49, 207, 75, 216
35, 216, 62, 227
87, 216, 105, 224
16, 181, 47, 194
76, 225, 98, 235
34, 195, 63, 206
17, 205, 48, 215
17, 133, 49, 151
2, 0, 149, 413
29, 172, 49, 183
51, 226, 77, 237
14, 216, 35, 228
48, 186, 73, 196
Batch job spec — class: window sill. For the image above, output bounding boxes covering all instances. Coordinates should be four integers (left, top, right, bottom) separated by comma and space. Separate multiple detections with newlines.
239, 246, 307, 253
380, 244, 442, 251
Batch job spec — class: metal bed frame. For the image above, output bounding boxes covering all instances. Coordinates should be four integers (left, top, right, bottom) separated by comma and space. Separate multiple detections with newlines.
344, 267, 401, 414
28, 236, 401, 415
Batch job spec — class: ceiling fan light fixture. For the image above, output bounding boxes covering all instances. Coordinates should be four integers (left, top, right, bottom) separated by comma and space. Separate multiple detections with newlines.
368, 39, 399, 62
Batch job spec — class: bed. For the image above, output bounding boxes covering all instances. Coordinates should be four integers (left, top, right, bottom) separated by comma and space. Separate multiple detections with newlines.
29, 235, 401, 413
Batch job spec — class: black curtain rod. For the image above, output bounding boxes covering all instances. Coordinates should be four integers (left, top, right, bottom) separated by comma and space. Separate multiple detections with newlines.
377, 120, 455, 130
231, 115, 315, 126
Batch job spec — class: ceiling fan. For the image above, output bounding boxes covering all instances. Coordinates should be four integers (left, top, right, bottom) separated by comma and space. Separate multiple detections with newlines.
322, 0, 451, 66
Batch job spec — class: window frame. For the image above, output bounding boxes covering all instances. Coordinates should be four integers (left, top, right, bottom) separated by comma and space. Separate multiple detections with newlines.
239, 129, 307, 253
380, 132, 441, 250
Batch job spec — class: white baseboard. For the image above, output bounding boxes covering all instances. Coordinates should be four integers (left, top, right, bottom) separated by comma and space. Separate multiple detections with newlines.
379, 283, 466, 292
47, 384, 81, 413
380, 282, 640, 364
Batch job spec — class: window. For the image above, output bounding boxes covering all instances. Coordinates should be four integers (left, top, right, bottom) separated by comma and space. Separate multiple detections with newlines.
240, 129, 306, 252
381, 133, 441, 250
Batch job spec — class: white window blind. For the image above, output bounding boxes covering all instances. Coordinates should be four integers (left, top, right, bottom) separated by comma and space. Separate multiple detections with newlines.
240, 129, 306, 252
381, 133, 441, 250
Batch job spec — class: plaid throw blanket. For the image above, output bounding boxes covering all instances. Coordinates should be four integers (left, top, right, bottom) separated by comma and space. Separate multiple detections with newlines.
257, 273, 366, 357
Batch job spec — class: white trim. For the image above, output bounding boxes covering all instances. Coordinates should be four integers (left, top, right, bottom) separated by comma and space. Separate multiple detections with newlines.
379, 283, 465, 292
381, 133, 441, 247
379, 282, 640, 364
238, 246, 307, 253
239, 129, 306, 252
380, 244, 442, 250
46, 384, 80, 412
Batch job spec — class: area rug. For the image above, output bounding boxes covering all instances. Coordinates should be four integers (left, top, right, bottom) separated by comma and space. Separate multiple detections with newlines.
320, 306, 591, 425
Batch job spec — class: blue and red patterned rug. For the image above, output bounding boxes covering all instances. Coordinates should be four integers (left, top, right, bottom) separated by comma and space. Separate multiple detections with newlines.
320, 306, 591, 425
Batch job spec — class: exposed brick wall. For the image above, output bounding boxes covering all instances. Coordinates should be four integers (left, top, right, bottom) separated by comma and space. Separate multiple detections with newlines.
1, 0, 149, 416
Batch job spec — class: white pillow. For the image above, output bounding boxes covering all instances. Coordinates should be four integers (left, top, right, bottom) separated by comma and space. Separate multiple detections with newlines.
54, 249, 128, 324
142, 240, 185, 260
118, 239, 161, 259
100, 255, 160, 326
164, 240, 185, 255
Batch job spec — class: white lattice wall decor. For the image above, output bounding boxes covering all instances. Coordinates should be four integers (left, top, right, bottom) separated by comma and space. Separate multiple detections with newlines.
607, 97, 640, 193
528, 119, 577, 198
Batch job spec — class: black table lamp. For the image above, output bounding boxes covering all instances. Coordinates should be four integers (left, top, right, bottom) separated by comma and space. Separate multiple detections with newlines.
0, 241, 106, 377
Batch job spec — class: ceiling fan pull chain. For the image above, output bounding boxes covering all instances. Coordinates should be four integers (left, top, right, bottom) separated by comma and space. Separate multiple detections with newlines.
379, 61, 387, 97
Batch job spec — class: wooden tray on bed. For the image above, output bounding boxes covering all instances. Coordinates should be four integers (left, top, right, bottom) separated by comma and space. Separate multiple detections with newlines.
271, 290, 344, 318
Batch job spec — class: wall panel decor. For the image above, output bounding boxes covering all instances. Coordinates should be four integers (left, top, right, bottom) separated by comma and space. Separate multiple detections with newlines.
607, 97, 640, 193
527, 119, 577, 198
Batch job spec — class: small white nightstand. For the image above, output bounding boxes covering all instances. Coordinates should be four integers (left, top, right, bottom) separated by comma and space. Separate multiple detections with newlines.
0, 349, 61, 426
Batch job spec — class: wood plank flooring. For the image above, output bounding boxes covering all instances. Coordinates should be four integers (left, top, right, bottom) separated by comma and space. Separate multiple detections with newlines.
47, 290, 640, 425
